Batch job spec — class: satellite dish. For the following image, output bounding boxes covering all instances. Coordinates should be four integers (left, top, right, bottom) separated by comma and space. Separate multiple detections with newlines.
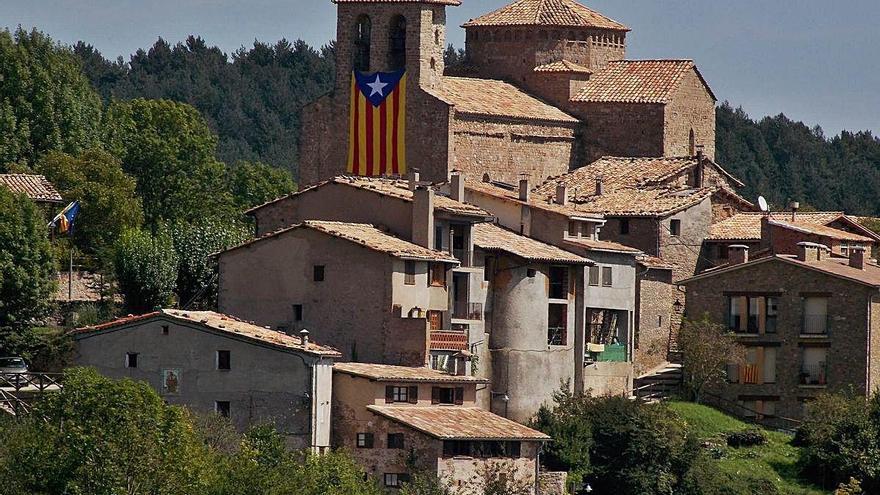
757, 196, 769, 213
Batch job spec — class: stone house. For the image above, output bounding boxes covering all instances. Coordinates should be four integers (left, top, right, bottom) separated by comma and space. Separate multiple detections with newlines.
680, 243, 880, 422
704, 211, 880, 268
71, 309, 340, 451
332, 362, 549, 493
217, 220, 462, 367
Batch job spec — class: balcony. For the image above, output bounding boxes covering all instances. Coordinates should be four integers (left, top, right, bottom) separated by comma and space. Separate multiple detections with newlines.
452, 249, 473, 268
430, 331, 469, 351
802, 314, 829, 336
452, 302, 482, 321
586, 343, 627, 363
739, 364, 760, 384
799, 363, 828, 386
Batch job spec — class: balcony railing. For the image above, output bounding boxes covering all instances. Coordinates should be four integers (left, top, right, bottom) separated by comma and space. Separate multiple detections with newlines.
587, 343, 627, 363
802, 314, 829, 335
452, 249, 473, 268
799, 363, 828, 386
452, 302, 482, 321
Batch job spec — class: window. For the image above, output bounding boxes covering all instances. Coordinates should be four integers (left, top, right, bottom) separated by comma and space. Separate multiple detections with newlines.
434, 226, 443, 251
161, 325, 169, 335
353, 15, 371, 72
484, 256, 493, 282
430, 263, 446, 287
404, 261, 416, 285
548, 304, 567, 345
386, 385, 418, 404
217, 350, 231, 370
432, 386, 463, 405
658, 315, 663, 328
803, 297, 828, 335
718, 244, 728, 259
313, 265, 325, 282
387, 433, 405, 449
689, 128, 696, 156
526, 268, 536, 278
549, 266, 568, 299
568, 221, 578, 237
728, 295, 777, 334
766, 297, 779, 333
763, 347, 777, 384
293, 304, 303, 322
800, 347, 828, 385
125, 352, 138, 368
356, 432, 374, 448
670, 219, 681, 236
388, 15, 407, 70
384, 473, 410, 487
841, 242, 850, 256
588, 266, 600, 286
601, 267, 613, 287
215, 401, 230, 418
428, 310, 442, 331
620, 219, 630, 235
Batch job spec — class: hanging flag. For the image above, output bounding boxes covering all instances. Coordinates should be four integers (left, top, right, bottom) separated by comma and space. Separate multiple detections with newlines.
49, 201, 80, 235
347, 70, 407, 176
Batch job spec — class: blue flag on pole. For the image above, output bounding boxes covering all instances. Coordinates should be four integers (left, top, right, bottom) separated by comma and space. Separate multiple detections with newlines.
49, 201, 80, 235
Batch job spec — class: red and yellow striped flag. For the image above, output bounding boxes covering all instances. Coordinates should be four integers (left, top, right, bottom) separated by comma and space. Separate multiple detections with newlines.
347, 70, 406, 176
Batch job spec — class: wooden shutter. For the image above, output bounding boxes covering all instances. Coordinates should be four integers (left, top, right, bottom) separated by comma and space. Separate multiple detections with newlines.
454, 387, 464, 405
385, 386, 394, 404
757, 297, 767, 334
408, 386, 419, 404
738, 297, 748, 332
431, 387, 441, 404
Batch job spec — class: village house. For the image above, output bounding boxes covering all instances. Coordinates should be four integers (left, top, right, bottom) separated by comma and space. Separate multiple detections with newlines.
71, 309, 340, 451
680, 243, 880, 422
332, 362, 549, 493
0, 173, 63, 206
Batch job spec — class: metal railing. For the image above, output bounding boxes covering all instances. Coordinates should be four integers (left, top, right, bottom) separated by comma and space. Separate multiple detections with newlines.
452, 249, 473, 268
701, 391, 802, 433
452, 302, 482, 320
802, 314, 829, 335
799, 363, 828, 385
0, 372, 64, 393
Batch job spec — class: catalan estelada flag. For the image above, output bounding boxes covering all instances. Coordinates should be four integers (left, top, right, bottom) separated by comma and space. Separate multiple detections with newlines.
347, 70, 406, 176
48, 200, 80, 235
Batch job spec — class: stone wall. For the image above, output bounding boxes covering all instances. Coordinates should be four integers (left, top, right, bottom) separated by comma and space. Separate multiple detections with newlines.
660, 197, 713, 282
572, 102, 665, 163
538, 471, 568, 495
635, 268, 675, 375
685, 258, 876, 420
663, 70, 716, 160
599, 217, 660, 257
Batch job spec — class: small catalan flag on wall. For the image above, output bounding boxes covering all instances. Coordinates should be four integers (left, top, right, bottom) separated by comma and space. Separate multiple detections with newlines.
347, 70, 406, 176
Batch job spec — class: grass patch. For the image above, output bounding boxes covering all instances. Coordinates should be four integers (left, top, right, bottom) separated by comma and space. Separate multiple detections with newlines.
668, 401, 827, 495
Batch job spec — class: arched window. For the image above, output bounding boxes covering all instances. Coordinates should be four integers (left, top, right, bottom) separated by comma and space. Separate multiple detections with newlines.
354, 15, 372, 72
388, 15, 407, 70
689, 128, 696, 156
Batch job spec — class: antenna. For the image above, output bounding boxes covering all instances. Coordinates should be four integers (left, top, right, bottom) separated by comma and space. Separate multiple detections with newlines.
757, 196, 769, 213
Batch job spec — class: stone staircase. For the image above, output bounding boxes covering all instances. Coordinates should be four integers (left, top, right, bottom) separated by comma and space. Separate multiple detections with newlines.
633, 362, 683, 402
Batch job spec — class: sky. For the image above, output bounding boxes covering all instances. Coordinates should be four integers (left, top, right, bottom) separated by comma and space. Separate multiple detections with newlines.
1, 0, 878, 136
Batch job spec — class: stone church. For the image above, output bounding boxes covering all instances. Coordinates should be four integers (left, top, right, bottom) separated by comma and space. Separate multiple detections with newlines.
299, 0, 718, 187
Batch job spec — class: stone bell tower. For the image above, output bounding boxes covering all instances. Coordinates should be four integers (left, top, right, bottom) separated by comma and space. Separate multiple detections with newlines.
333, 0, 456, 93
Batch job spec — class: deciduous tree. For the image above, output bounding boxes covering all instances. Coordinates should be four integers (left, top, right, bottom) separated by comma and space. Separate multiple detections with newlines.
113, 227, 178, 313
678, 316, 745, 403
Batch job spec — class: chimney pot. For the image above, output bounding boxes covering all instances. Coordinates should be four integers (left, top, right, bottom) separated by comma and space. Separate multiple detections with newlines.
450, 171, 464, 202
555, 183, 568, 206
797, 242, 827, 263
299, 329, 310, 347
790, 201, 800, 222
519, 178, 530, 202
409, 169, 421, 191
850, 246, 867, 270
595, 177, 604, 196
728, 244, 749, 265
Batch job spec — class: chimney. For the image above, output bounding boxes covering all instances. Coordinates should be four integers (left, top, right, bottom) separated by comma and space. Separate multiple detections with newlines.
519, 178, 530, 202
409, 169, 421, 191
797, 242, 821, 263
595, 177, 604, 196
554, 183, 568, 206
450, 171, 464, 202
695, 145, 705, 160
299, 329, 310, 347
790, 201, 800, 222
850, 246, 867, 270
728, 244, 749, 265
412, 186, 435, 248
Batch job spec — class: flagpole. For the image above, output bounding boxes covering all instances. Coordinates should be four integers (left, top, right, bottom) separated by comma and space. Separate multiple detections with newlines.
69, 244, 73, 302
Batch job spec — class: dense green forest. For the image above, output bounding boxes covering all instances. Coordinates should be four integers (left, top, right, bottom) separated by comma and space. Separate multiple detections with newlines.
73, 36, 880, 215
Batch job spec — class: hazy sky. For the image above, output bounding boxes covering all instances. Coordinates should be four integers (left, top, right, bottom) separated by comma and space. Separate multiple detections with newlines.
1, 0, 878, 136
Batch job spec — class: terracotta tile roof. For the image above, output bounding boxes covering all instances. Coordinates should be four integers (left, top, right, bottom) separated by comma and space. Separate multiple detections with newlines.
535, 156, 700, 197
463, 0, 628, 31
217, 221, 459, 263
368, 405, 550, 440
569, 187, 713, 217
564, 237, 641, 254
466, 180, 603, 220
0, 174, 62, 202
72, 309, 341, 357
534, 60, 592, 73
474, 223, 591, 264
637, 254, 675, 270
334, 0, 460, 4
681, 254, 880, 289
572, 60, 715, 103
247, 176, 490, 218
433, 77, 578, 123
334, 363, 487, 383
430, 331, 469, 351
707, 213, 877, 242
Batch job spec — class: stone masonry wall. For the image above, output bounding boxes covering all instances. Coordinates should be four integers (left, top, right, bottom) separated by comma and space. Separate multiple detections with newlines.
572, 102, 666, 163
660, 197, 713, 282
599, 217, 660, 257
663, 70, 716, 160
635, 268, 675, 375
686, 259, 875, 420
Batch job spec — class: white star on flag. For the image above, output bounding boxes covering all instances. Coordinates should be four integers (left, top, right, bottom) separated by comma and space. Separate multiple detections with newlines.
367, 74, 388, 97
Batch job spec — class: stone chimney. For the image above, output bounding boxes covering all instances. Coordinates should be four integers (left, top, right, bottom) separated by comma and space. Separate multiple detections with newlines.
728, 244, 749, 265
850, 246, 867, 270
299, 329, 310, 347
412, 186, 435, 248
409, 169, 421, 191
450, 171, 464, 202
790, 201, 800, 222
797, 242, 827, 263
555, 183, 568, 206
595, 177, 604, 196
519, 178, 530, 202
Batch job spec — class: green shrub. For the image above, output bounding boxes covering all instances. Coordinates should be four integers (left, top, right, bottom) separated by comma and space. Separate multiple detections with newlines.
726, 429, 768, 448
